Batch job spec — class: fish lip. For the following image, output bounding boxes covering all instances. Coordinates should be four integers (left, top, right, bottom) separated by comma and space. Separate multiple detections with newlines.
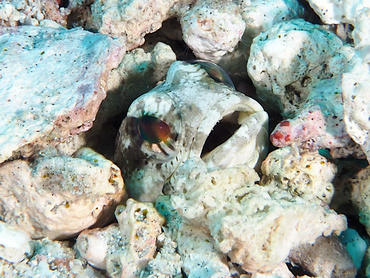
198, 107, 269, 170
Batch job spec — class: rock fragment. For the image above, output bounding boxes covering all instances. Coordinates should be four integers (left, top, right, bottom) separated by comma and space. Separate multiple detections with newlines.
0, 147, 126, 240
350, 166, 370, 236
289, 235, 357, 278
0, 25, 125, 163
342, 47, 370, 163
166, 157, 347, 273
247, 19, 345, 117
87, 0, 193, 50
180, 0, 245, 62
0, 221, 33, 263
261, 147, 337, 205
76, 198, 166, 278
0, 238, 104, 277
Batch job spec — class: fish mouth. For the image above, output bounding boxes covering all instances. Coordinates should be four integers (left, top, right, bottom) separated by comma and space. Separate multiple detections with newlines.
201, 111, 241, 157
197, 107, 269, 170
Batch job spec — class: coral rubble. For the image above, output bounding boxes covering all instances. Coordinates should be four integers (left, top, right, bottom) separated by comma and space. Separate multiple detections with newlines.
1, 0, 370, 277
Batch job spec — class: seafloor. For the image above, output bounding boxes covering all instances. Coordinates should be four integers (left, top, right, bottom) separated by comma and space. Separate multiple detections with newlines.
0, 0, 370, 277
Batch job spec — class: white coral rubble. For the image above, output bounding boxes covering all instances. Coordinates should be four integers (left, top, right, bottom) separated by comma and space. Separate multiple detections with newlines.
350, 166, 370, 236
342, 47, 370, 163
239, 0, 303, 38
0, 221, 33, 263
247, 18, 346, 117
261, 147, 337, 205
0, 25, 125, 164
180, 0, 245, 62
0, 238, 104, 278
76, 198, 167, 278
88, 0, 193, 50
0, 147, 126, 240
307, 0, 370, 25
167, 157, 347, 272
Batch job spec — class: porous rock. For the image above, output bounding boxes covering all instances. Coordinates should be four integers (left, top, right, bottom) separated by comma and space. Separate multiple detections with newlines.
307, 0, 370, 25
176, 224, 231, 277
0, 0, 68, 27
167, 157, 347, 272
247, 19, 346, 117
0, 147, 126, 240
155, 195, 231, 277
0, 25, 125, 164
342, 47, 370, 163
76, 224, 120, 270
76, 198, 166, 278
269, 76, 364, 159
289, 235, 357, 278
180, 0, 245, 62
261, 147, 337, 205
353, 8, 370, 50
0, 238, 104, 278
140, 231, 183, 277
239, 0, 303, 38
87, 0, 194, 51
0, 221, 33, 263
350, 165, 370, 236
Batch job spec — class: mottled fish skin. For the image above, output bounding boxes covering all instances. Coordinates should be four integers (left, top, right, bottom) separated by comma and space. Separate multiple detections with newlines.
186, 59, 236, 89
114, 61, 268, 202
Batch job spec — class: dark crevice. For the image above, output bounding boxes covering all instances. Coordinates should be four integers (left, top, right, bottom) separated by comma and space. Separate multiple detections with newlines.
286, 262, 314, 276
58, 0, 69, 8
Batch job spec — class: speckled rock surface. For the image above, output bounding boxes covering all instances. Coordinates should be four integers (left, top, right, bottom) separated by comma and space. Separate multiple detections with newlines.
0, 0, 69, 27
0, 147, 126, 240
166, 157, 347, 272
76, 198, 166, 277
0, 238, 104, 277
180, 0, 245, 62
240, 0, 303, 38
289, 235, 357, 277
350, 165, 370, 236
0, 25, 125, 164
261, 147, 337, 205
155, 195, 232, 277
353, 7, 370, 50
247, 19, 346, 117
342, 47, 370, 163
76, 224, 120, 270
140, 231, 183, 277
339, 228, 367, 270
269, 76, 364, 158
87, 0, 193, 51
0, 221, 33, 263
307, 0, 370, 24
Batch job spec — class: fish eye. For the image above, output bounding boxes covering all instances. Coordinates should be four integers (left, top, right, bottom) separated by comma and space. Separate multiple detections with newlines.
138, 115, 171, 144
186, 59, 235, 89
125, 92, 183, 162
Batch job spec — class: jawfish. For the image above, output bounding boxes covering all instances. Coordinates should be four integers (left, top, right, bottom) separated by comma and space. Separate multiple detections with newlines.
114, 61, 269, 202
